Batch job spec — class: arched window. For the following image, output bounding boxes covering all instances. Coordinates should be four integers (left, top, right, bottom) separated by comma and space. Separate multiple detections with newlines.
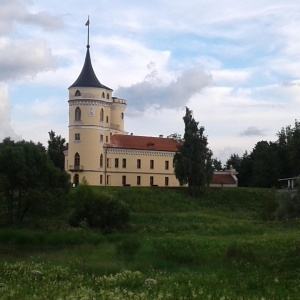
121, 112, 124, 119
74, 152, 80, 167
106, 116, 109, 123
75, 90, 81, 96
75, 107, 81, 121
100, 108, 104, 122
73, 174, 79, 186
102, 92, 105, 98
100, 154, 103, 168
107, 93, 109, 99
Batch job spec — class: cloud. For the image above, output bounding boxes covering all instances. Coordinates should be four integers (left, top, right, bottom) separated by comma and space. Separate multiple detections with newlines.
116, 65, 212, 111
240, 126, 266, 136
0, 38, 57, 81
0, 0, 64, 35
0, 83, 21, 141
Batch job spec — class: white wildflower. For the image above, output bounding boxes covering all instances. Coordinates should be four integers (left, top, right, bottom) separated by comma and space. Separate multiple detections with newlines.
31, 270, 43, 276
145, 278, 157, 286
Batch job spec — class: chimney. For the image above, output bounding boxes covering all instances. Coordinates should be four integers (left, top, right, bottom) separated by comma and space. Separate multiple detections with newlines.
159, 134, 163, 138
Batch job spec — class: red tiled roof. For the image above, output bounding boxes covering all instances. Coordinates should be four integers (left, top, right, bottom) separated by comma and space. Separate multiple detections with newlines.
104, 134, 180, 152
211, 173, 237, 185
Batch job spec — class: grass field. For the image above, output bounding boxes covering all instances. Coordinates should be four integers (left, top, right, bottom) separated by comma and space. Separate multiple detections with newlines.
0, 187, 299, 299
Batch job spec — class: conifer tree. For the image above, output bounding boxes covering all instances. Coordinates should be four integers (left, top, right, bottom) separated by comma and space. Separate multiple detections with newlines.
173, 107, 213, 187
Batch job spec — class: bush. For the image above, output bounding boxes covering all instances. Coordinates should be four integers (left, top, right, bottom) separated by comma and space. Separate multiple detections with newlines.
69, 185, 130, 232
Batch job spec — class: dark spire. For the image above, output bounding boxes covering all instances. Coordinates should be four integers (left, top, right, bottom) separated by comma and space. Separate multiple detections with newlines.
69, 17, 112, 90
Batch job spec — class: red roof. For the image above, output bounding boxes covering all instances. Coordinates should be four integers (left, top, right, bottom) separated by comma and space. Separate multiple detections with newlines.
104, 134, 180, 152
211, 173, 237, 185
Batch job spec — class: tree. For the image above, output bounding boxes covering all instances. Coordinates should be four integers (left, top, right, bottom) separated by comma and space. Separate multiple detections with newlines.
212, 158, 223, 171
173, 107, 213, 188
47, 130, 66, 170
0, 138, 70, 225
225, 154, 241, 171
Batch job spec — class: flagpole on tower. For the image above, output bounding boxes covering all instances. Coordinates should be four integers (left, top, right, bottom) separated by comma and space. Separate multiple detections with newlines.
85, 16, 90, 48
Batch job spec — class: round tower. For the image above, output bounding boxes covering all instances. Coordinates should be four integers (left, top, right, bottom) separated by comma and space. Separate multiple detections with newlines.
66, 22, 126, 186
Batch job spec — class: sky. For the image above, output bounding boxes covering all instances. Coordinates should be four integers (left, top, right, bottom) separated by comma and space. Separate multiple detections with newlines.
1, 0, 300, 163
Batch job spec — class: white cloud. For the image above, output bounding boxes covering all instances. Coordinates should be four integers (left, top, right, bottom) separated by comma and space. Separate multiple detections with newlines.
0, 83, 21, 141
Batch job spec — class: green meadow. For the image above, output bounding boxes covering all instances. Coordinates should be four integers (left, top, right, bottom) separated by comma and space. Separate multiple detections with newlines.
0, 187, 299, 299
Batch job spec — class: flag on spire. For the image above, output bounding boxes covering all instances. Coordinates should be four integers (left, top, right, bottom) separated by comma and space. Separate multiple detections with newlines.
85, 18, 89, 26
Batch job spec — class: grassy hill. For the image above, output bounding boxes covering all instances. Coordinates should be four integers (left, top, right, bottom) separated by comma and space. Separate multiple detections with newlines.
0, 187, 299, 299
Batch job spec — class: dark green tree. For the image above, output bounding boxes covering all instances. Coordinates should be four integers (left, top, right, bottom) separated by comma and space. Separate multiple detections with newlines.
225, 154, 241, 171
47, 130, 66, 170
0, 138, 70, 225
212, 158, 223, 171
173, 107, 213, 187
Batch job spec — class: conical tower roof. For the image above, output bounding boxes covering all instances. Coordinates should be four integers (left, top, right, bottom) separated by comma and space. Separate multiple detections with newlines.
69, 45, 112, 90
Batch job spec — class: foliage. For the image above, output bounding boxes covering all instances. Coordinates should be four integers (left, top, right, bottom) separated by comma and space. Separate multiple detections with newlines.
228, 120, 300, 188
173, 107, 213, 188
0, 138, 70, 225
212, 158, 223, 171
0, 187, 300, 298
47, 130, 66, 170
69, 185, 130, 231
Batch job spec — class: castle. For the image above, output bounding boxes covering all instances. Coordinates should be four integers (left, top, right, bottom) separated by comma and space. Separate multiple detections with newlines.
64, 24, 238, 188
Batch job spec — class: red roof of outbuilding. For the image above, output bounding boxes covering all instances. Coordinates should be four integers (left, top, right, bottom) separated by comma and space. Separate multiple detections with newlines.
211, 173, 237, 184
104, 134, 180, 152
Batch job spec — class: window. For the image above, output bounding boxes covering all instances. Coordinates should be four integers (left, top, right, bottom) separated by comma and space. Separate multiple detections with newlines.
107, 158, 111, 168
75, 90, 81, 96
137, 159, 141, 169
100, 108, 104, 122
106, 136, 108, 142
74, 153, 80, 167
100, 154, 103, 168
75, 107, 81, 121
150, 176, 154, 186
121, 112, 124, 119
115, 158, 119, 168
100, 175, 103, 185
100, 134, 103, 142
150, 160, 154, 169
102, 92, 105, 98
122, 175, 126, 186
122, 158, 126, 168
165, 177, 169, 186
165, 160, 169, 170
107, 93, 109, 99
75, 133, 80, 141
106, 175, 111, 185
137, 176, 141, 186
106, 116, 109, 123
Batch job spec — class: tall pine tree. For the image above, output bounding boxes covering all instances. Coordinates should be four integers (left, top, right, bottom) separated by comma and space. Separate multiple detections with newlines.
173, 107, 213, 187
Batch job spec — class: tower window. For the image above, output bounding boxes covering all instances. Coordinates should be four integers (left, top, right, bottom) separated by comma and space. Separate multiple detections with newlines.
102, 92, 105, 98
100, 108, 104, 122
100, 134, 103, 142
75, 107, 81, 121
100, 154, 103, 168
121, 112, 124, 119
75, 133, 80, 141
106, 116, 109, 123
75, 90, 81, 96
74, 153, 80, 168
107, 93, 109, 99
